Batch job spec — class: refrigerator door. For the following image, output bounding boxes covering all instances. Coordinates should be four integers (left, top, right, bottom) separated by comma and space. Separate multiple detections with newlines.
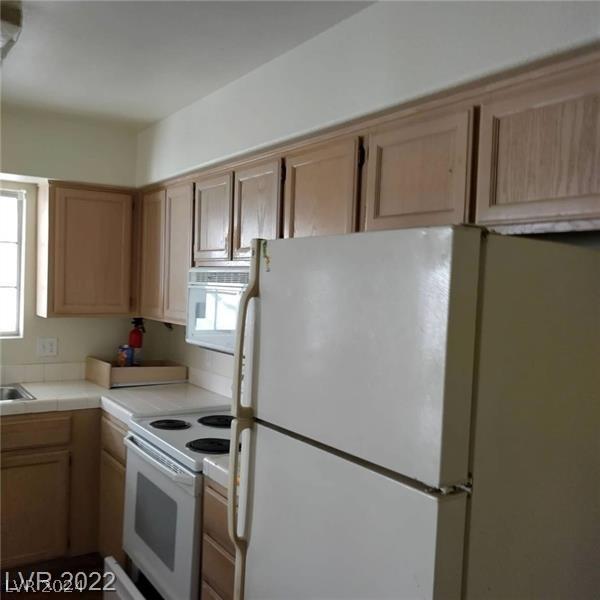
242, 424, 467, 600
252, 227, 480, 487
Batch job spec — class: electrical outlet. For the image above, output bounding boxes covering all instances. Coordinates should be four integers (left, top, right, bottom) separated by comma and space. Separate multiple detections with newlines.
37, 337, 58, 357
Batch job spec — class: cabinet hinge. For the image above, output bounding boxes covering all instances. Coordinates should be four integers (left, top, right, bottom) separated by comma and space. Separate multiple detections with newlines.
358, 144, 366, 168
281, 163, 287, 183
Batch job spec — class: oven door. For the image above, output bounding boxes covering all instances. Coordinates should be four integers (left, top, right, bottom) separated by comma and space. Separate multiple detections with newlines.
123, 435, 202, 600
186, 284, 244, 354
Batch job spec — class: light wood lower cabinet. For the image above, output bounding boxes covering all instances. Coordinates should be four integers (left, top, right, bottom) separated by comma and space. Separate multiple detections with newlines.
201, 579, 225, 600
0, 409, 100, 569
98, 412, 128, 567
98, 450, 126, 567
364, 110, 472, 230
283, 138, 360, 238
201, 480, 234, 600
0, 450, 70, 568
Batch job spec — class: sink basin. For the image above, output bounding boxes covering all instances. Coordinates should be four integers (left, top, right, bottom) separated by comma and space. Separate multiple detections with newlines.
0, 384, 35, 401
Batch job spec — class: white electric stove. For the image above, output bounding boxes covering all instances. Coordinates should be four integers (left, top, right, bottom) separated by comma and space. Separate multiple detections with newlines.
123, 408, 233, 600
129, 409, 233, 472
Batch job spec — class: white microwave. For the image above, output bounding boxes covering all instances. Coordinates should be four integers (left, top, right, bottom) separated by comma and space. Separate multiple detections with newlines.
186, 267, 249, 354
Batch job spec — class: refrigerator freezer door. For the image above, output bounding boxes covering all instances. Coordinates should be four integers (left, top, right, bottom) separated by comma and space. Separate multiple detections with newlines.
253, 227, 480, 486
243, 424, 467, 600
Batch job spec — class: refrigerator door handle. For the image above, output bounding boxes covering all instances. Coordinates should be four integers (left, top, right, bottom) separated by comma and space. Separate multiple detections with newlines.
232, 238, 262, 421
228, 417, 253, 600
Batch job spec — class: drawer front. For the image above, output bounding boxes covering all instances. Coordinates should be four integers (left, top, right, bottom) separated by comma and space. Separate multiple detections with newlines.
101, 414, 127, 464
201, 579, 224, 600
1, 413, 71, 451
203, 484, 235, 555
202, 534, 234, 600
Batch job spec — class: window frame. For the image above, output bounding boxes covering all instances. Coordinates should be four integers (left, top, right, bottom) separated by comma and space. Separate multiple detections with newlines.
0, 189, 25, 338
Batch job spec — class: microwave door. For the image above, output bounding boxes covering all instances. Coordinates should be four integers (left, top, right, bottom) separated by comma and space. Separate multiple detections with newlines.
187, 286, 242, 353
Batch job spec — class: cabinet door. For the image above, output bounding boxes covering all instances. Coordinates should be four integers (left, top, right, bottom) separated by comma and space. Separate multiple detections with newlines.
233, 160, 281, 259
1, 450, 69, 568
364, 111, 471, 230
283, 139, 359, 238
139, 189, 166, 319
476, 62, 600, 229
202, 534, 235, 600
164, 183, 193, 324
98, 449, 126, 567
194, 174, 233, 263
53, 187, 132, 314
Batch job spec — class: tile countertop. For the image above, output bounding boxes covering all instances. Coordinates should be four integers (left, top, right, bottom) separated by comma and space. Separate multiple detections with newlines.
0, 380, 231, 424
203, 455, 230, 489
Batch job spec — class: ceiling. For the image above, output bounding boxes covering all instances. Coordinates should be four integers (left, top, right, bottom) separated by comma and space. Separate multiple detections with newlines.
1, 1, 369, 128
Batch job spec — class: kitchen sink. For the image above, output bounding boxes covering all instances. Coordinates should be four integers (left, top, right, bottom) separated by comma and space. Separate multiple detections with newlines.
0, 384, 35, 401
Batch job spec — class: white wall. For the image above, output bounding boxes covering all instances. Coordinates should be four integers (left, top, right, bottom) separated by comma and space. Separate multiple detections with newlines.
136, 1, 600, 185
1, 106, 137, 186
0, 180, 133, 381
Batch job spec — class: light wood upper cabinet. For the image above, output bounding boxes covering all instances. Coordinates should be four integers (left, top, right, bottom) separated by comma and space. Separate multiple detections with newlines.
37, 185, 133, 317
164, 182, 193, 323
139, 189, 166, 319
364, 110, 471, 230
283, 139, 359, 238
194, 173, 233, 263
233, 159, 281, 259
1, 450, 70, 568
476, 62, 600, 229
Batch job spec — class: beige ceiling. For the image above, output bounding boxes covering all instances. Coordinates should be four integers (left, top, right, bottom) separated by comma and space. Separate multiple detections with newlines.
2, 1, 370, 128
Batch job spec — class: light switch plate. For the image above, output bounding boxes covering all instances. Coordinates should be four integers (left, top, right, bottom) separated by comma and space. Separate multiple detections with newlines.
37, 337, 58, 357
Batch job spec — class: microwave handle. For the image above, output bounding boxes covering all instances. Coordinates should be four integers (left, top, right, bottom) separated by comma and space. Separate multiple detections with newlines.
232, 238, 262, 420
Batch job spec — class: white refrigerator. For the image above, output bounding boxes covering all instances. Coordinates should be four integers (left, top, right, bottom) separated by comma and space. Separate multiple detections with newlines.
227, 226, 600, 600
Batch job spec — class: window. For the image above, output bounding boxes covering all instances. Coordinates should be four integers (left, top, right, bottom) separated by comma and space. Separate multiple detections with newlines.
0, 190, 25, 337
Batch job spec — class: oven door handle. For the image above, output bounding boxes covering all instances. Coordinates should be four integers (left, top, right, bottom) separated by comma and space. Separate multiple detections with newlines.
232, 238, 262, 420
124, 435, 195, 487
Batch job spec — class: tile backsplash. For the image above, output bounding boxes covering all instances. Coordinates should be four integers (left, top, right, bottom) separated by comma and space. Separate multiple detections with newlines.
0, 362, 86, 385
188, 366, 232, 398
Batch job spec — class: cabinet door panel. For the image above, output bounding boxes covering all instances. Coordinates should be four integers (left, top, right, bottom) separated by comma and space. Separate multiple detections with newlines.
194, 174, 233, 262
98, 449, 126, 567
202, 534, 234, 600
54, 188, 132, 314
203, 484, 234, 555
164, 183, 193, 324
476, 63, 600, 227
1, 450, 69, 568
365, 111, 471, 230
284, 139, 359, 238
233, 160, 281, 259
101, 414, 128, 465
139, 189, 166, 319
